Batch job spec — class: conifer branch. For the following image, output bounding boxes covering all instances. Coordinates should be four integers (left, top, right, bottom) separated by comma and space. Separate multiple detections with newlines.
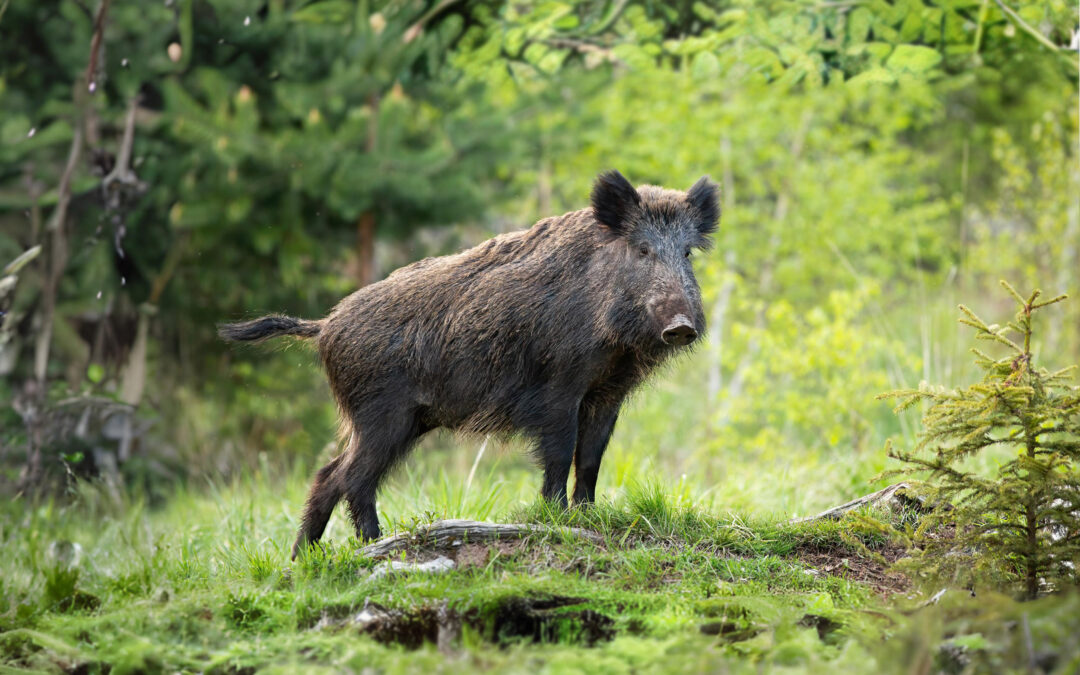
1000, 279, 1027, 305
1032, 294, 1068, 309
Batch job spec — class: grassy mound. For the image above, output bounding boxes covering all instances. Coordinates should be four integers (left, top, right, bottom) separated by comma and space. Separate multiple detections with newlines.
2, 474, 1078, 674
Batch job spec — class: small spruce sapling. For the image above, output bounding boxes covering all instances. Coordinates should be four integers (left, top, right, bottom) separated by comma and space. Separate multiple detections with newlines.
881, 281, 1079, 599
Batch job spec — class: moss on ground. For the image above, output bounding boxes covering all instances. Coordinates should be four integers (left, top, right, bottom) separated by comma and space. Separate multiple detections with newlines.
2, 478, 1078, 674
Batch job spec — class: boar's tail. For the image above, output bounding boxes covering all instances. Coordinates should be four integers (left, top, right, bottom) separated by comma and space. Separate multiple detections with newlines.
218, 315, 322, 343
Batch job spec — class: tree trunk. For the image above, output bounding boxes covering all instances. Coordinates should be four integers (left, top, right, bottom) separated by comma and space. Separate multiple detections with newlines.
1025, 500, 1039, 600
1024, 413, 1040, 600
34, 127, 82, 384
356, 212, 376, 286
355, 93, 380, 287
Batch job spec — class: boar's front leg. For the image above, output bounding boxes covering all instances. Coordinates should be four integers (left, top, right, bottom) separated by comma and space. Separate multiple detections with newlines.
538, 415, 579, 509
572, 401, 620, 505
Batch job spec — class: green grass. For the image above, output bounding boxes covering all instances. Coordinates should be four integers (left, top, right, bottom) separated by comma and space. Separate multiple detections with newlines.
3, 465, 1078, 674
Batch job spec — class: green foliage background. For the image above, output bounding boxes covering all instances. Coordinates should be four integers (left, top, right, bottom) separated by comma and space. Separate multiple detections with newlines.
1, 0, 1077, 516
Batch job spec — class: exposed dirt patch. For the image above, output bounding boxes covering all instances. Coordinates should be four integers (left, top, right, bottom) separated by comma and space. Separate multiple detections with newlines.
798, 614, 843, 642
795, 542, 911, 596
311, 595, 615, 650
484, 596, 615, 646
351, 604, 445, 650
454, 540, 527, 569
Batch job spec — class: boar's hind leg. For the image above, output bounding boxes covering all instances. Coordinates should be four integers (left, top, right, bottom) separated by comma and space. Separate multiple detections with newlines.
572, 403, 620, 506
342, 410, 424, 542
539, 418, 579, 509
292, 451, 347, 560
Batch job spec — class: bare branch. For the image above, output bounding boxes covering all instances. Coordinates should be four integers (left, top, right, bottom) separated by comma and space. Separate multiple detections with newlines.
992, 0, 1079, 68
34, 125, 83, 383
102, 96, 147, 209
790, 482, 922, 523
85, 0, 112, 92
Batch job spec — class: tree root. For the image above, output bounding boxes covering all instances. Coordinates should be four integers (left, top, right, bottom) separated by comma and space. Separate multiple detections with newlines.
360, 519, 605, 558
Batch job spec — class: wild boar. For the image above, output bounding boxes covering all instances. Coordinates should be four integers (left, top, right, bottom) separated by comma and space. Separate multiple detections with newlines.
219, 170, 719, 558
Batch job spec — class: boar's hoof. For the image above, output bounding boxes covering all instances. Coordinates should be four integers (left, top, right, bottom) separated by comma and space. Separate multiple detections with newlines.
292, 537, 321, 561
661, 316, 697, 346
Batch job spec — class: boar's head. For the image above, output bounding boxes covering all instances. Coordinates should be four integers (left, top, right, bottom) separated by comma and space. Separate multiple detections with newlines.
590, 170, 719, 350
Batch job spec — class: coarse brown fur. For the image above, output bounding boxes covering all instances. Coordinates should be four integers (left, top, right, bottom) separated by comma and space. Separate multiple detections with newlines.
220, 171, 720, 559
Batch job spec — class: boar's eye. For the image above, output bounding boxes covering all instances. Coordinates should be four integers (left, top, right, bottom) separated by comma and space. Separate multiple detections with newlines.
684, 248, 692, 259
638, 244, 650, 257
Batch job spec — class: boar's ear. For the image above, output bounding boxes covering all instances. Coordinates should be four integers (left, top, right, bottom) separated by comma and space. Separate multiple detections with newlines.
686, 176, 720, 238
591, 170, 641, 236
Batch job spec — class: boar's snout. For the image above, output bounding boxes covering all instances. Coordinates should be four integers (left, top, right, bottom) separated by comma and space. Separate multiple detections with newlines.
661, 315, 697, 346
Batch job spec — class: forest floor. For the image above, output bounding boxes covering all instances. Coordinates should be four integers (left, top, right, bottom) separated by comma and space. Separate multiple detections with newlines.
2, 474, 1079, 674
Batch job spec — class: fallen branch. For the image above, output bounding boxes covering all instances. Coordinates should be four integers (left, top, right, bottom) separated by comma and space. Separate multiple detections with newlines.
359, 519, 605, 558
790, 482, 920, 523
